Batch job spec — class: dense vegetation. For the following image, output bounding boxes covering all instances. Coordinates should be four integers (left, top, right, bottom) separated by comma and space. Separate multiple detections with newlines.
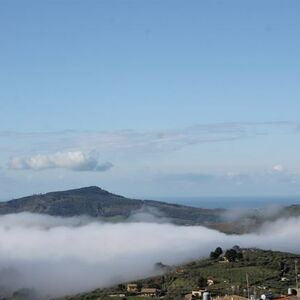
0, 186, 226, 225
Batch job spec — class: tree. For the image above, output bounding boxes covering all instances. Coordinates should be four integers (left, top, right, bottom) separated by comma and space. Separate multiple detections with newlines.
283, 262, 290, 273
210, 247, 223, 260
237, 252, 243, 260
118, 284, 126, 291
215, 247, 223, 256
210, 251, 219, 260
197, 276, 207, 288
225, 249, 238, 262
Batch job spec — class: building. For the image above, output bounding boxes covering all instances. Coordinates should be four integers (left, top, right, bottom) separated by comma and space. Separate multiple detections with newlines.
207, 279, 215, 286
140, 288, 159, 297
127, 283, 138, 293
219, 257, 230, 263
192, 289, 207, 298
184, 294, 193, 300
273, 297, 298, 300
294, 288, 300, 297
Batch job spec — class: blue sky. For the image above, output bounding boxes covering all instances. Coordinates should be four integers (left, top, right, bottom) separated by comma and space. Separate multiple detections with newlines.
0, 1, 300, 200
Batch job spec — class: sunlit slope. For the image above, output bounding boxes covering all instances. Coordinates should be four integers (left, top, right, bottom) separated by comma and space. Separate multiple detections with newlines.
61, 249, 300, 300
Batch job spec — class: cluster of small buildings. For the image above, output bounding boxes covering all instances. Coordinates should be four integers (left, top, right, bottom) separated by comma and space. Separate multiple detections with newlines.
184, 289, 211, 300
211, 288, 300, 300
126, 283, 160, 297
108, 283, 160, 298
106, 286, 300, 300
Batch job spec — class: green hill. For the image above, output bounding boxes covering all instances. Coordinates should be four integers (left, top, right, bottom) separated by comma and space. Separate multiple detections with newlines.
59, 248, 300, 300
0, 187, 299, 234
0, 186, 224, 226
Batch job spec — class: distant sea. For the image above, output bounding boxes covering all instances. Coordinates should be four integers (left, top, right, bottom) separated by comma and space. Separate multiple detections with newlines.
151, 196, 300, 209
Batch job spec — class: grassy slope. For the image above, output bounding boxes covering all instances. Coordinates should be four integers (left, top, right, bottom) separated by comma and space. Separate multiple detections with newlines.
57, 249, 300, 300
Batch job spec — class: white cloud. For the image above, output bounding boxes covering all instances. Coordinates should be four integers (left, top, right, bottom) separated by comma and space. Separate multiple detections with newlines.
0, 213, 299, 297
9, 151, 113, 172
1, 121, 298, 156
226, 171, 237, 178
272, 164, 284, 172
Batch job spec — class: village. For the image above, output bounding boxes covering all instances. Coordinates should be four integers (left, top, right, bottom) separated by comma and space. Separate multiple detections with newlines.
97, 248, 300, 300
2, 248, 300, 300
103, 283, 300, 300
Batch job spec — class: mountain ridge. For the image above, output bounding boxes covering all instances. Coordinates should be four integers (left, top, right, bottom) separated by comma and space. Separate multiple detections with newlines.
0, 186, 224, 226
0, 186, 299, 232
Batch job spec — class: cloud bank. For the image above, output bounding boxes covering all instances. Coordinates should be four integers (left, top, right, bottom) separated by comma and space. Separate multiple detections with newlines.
1, 121, 299, 155
9, 151, 113, 172
1, 122, 300, 199
0, 213, 300, 298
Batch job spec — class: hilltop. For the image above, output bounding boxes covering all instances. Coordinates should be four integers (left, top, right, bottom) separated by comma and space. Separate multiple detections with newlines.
0, 186, 299, 233
0, 186, 224, 226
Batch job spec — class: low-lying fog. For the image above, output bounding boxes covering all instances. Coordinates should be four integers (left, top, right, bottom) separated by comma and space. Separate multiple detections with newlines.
0, 213, 299, 297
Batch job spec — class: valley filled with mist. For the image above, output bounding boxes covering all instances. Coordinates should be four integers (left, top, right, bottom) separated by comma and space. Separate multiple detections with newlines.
0, 188, 299, 298
1, 1, 300, 300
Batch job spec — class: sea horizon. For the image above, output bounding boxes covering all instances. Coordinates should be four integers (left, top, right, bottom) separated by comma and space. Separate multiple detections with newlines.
151, 195, 300, 209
